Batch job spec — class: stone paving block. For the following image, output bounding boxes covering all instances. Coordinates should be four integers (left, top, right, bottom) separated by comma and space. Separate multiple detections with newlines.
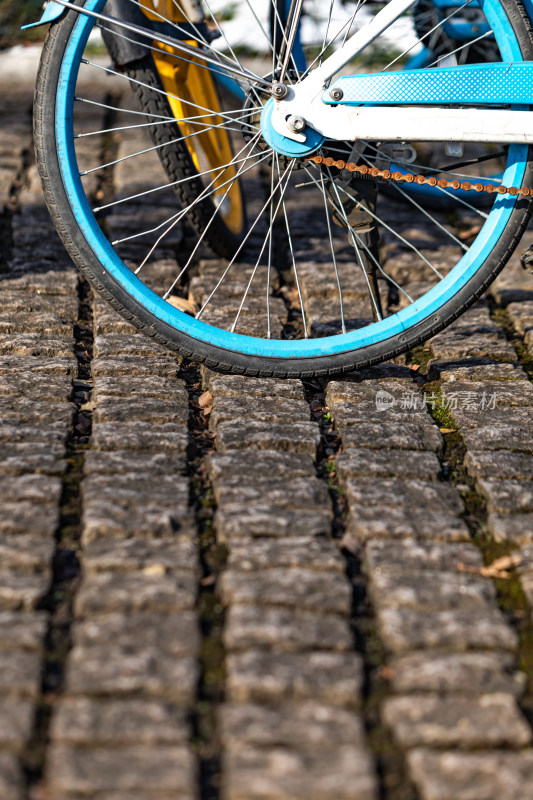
0, 313, 72, 337
429, 332, 516, 362
223, 743, 377, 800
51, 697, 191, 745
389, 650, 526, 696
0, 356, 77, 376
92, 422, 188, 454
344, 477, 463, 513
83, 538, 198, 574
507, 300, 533, 336
0, 753, 23, 800
462, 423, 533, 453
476, 478, 533, 514
226, 650, 363, 707
365, 540, 483, 573
205, 373, 305, 401
82, 501, 194, 543
383, 693, 531, 748
66, 648, 198, 701
214, 477, 330, 512
0, 502, 59, 537
0, 697, 35, 751
491, 263, 533, 305
516, 561, 533, 609
428, 359, 527, 382
451, 405, 531, 430
224, 605, 353, 653
47, 744, 196, 797
336, 450, 441, 481
0, 446, 66, 478
226, 538, 345, 573
93, 396, 189, 426
221, 702, 367, 749
0, 611, 47, 650
368, 569, 495, 612
348, 505, 470, 542
0, 572, 49, 612
0, 399, 74, 427
216, 505, 332, 541
93, 334, 168, 359
376, 606, 517, 654
93, 375, 187, 401
0, 649, 43, 699
91, 357, 181, 379
326, 380, 418, 407
216, 421, 320, 456
0, 474, 62, 506
82, 473, 190, 507
487, 512, 533, 542
0, 270, 78, 295
465, 450, 533, 481
75, 571, 197, 615
0, 534, 54, 573
73, 612, 199, 656
0, 292, 77, 318
0, 373, 72, 401
339, 421, 443, 453
209, 397, 310, 430
83, 450, 187, 476
442, 379, 533, 407
407, 748, 533, 800
0, 334, 74, 357
220, 568, 351, 615
207, 451, 316, 483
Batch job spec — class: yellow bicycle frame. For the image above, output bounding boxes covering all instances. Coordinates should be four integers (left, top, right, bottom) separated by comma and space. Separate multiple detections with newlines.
142, 0, 244, 235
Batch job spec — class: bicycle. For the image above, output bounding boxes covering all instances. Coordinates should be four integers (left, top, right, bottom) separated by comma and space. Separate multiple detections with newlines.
28, 0, 533, 377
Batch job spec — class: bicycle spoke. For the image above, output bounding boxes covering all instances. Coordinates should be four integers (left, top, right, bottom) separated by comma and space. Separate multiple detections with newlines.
310, 162, 443, 281
383, 0, 477, 70
274, 153, 308, 337
99, 146, 263, 214
80, 117, 255, 176
161, 149, 271, 291
321, 168, 384, 321
80, 58, 259, 132
197, 158, 295, 320
230, 159, 294, 333
320, 171, 346, 333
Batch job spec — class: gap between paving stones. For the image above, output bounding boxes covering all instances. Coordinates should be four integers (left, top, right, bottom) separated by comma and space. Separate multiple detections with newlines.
184, 361, 226, 800
309, 378, 417, 800
19, 273, 94, 797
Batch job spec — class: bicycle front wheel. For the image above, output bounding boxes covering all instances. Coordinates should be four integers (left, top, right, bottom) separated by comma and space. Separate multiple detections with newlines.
35, 0, 533, 377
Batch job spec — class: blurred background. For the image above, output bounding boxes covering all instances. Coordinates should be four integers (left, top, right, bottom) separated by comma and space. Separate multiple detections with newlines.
0, 0, 45, 49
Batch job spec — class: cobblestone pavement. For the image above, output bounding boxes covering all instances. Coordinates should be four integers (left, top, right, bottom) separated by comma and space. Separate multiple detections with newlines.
2, 49, 533, 800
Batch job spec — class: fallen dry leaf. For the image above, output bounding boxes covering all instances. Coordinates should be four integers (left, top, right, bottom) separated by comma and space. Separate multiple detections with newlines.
457, 553, 523, 579
410, 364, 421, 371
143, 564, 167, 576
166, 295, 197, 315
458, 224, 483, 241
339, 534, 361, 556
198, 390, 213, 416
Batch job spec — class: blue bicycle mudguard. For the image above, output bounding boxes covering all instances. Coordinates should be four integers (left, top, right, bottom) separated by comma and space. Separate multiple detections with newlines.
22, 1, 65, 29
324, 61, 533, 105
52, 0, 528, 359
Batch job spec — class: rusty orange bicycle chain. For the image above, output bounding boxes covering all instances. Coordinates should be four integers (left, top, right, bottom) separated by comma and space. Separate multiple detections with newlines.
306, 154, 533, 197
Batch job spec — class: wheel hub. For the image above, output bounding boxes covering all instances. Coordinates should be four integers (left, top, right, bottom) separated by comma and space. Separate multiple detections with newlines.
260, 97, 325, 158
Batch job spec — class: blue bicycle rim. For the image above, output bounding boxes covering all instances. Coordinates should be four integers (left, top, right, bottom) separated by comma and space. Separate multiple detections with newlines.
54, 0, 528, 359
